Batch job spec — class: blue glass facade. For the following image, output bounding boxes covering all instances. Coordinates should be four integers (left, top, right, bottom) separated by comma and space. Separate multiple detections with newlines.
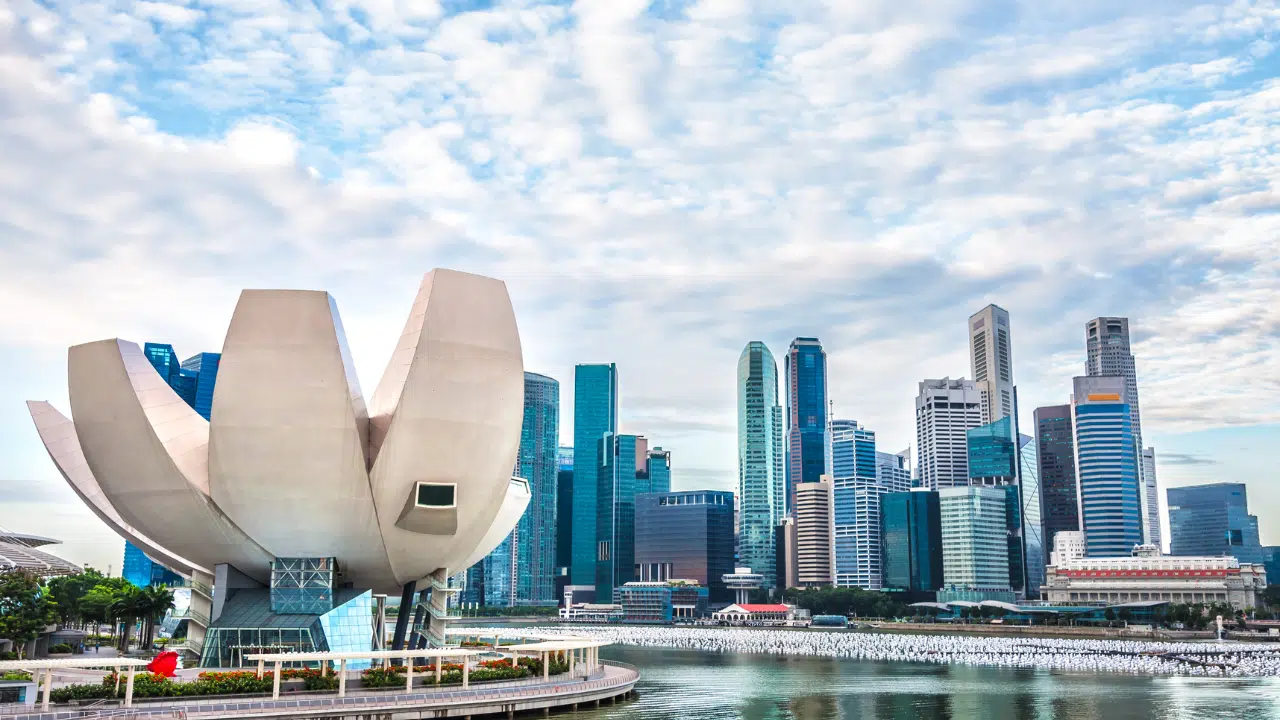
481, 535, 515, 606
643, 448, 671, 495
830, 420, 881, 589
555, 446, 574, 592
1072, 393, 1143, 557
596, 433, 638, 598
880, 491, 943, 593
511, 372, 560, 606
634, 491, 735, 602
1167, 483, 1262, 563
736, 342, 784, 588
180, 352, 221, 420
1263, 547, 1280, 586
572, 364, 618, 585
1017, 433, 1045, 598
967, 417, 1016, 481
270, 557, 335, 615
143, 343, 181, 385
122, 541, 184, 588
1034, 405, 1078, 561
317, 591, 373, 670
785, 338, 828, 511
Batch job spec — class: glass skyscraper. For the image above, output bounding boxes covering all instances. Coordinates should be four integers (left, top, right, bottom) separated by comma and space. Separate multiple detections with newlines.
1017, 432, 1044, 598
555, 446, 573, 597
785, 338, 828, 510
596, 433, 638, 598
880, 491, 943, 594
571, 364, 618, 586
830, 420, 881, 589
965, 416, 1044, 597
1167, 483, 1262, 563
939, 485, 1014, 603
1071, 376, 1143, 557
512, 372, 559, 605
180, 352, 221, 420
634, 490, 735, 603
1034, 404, 1078, 559
123, 541, 184, 588
736, 342, 784, 587
641, 447, 671, 496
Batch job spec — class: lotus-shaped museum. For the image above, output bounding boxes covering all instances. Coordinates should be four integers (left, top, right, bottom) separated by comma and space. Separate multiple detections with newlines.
27, 269, 529, 664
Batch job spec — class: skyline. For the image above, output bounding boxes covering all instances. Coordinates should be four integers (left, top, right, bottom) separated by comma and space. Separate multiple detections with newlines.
3, 0, 1279, 573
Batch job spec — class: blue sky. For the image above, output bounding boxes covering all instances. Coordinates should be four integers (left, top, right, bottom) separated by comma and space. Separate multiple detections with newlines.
1, 0, 1278, 572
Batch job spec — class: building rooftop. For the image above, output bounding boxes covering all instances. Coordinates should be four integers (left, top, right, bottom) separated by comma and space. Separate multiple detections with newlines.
0, 539, 81, 577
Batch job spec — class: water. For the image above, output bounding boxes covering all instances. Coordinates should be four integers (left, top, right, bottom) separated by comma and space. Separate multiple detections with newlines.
581, 645, 1280, 720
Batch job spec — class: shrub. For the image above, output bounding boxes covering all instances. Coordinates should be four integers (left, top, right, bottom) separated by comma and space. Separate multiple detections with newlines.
1, 671, 32, 682
50, 683, 116, 703
0, 652, 16, 661
359, 667, 404, 688
50, 644, 74, 654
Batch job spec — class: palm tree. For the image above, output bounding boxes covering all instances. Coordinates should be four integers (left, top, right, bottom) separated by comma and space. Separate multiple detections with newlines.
140, 585, 175, 650
110, 586, 146, 652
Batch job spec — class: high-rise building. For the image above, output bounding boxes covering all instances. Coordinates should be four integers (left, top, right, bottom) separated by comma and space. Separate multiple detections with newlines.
775, 517, 797, 591
180, 352, 221, 420
143, 342, 181, 385
785, 338, 828, 509
1035, 405, 1078, 558
122, 541, 184, 588
1085, 317, 1158, 547
736, 342, 785, 588
968, 305, 1014, 423
596, 432, 640, 598
964, 417, 1044, 598
830, 420, 881, 589
571, 363, 618, 586
876, 451, 912, 494
1071, 376, 1143, 557
794, 478, 834, 587
554, 446, 574, 598
1262, 547, 1280, 587
634, 490, 735, 603
1017, 431, 1045, 598
638, 446, 671, 496
938, 485, 1013, 603
1141, 448, 1160, 548
1167, 483, 1263, 564
480, 534, 516, 606
514, 372, 559, 605
880, 490, 943, 594
915, 378, 985, 490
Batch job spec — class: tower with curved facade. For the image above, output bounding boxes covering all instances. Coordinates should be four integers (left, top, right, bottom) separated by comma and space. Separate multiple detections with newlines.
737, 342, 784, 588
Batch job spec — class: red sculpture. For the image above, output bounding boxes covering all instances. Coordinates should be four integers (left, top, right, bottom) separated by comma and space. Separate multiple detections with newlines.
147, 651, 179, 677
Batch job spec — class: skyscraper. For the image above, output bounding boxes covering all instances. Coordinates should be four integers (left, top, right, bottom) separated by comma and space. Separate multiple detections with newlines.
785, 338, 828, 509
122, 541, 184, 588
736, 342, 785, 587
1071, 376, 1143, 557
876, 451, 912, 494
915, 378, 985, 490
939, 485, 1013, 603
571, 363, 618, 586
880, 490, 943, 594
794, 479, 834, 587
1085, 317, 1158, 547
968, 305, 1014, 423
514, 372, 559, 605
596, 432, 639, 598
1017, 432, 1045, 598
1167, 483, 1262, 563
554, 446, 574, 598
180, 352, 221, 420
1141, 448, 1160, 548
964, 417, 1043, 597
1034, 405, 1078, 558
480, 534, 516, 606
830, 420, 881, 589
634, 490, 735, 602
638, 446, 672, 496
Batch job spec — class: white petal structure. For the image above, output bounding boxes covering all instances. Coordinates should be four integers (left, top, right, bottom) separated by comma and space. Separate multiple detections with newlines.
66, 339, 274, 581
208, 290, 394, 591
368, 269, 526, 587
26, 400, 201, 577
28, 269, 526, 595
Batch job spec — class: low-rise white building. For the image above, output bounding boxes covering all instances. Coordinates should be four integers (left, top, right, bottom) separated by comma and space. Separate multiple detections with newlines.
1041, 547, 1267, 610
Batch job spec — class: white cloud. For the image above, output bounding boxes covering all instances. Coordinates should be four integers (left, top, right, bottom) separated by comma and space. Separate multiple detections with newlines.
134, 1, 204, 28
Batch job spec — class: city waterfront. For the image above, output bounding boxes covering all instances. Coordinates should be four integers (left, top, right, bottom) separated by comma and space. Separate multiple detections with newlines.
585, 645, 1280, 720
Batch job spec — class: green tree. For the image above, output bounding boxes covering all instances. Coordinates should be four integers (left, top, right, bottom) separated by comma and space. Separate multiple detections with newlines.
138, 585, 175, 649
0, 570, 58, 658
45, 569, 106, 628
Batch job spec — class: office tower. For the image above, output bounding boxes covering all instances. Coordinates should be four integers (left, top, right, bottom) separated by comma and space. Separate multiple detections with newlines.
571, 363, 618, 585
634, 490, 735, 602
596, 432, 641, 598
1017, 431, 1045, 598
876, 451, 912, 494
1142, 448, 1160, 548
785, 338, 829, 508
1084, 317, 1157, 546
1262, 547, 1280, 587
1071, 376, 1143, 557
481, 534, 516, 606
1167, 483, 1263, 563
513, 372, 560, 605
122, 541, 184, 588
1035, 405, 1078, 558
880, 490, 943, 594
143, 342, 181, 385
638, 446, 671, 496
964, 416, 1043, 597
968, 305, 1014, 423
794, 478, 834, 587
737, 342, 785, 588
915, 378, 985, 490
180, 352, 221, 420
775, 517, 797, 591
939, 485, 1013, 602
555, 446, 574, 597
830, 420, 881, 589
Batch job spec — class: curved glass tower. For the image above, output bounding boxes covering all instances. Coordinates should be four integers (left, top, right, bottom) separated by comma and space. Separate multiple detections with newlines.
515, 372, 560, 605
737, 342, 785, 587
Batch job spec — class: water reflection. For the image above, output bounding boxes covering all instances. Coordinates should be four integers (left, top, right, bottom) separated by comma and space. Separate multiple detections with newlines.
578, 645, 1280, 720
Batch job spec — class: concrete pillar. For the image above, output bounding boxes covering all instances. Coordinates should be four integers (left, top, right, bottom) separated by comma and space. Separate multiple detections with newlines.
257, 657, 265, 678
435, 654, 441, 683
338, 660, 348, 697
272, 661, 281, 700
462, 658, 469, 689
125, 665, 137, 707
406, 660, 414, 691
542, 651, 548, 679
41, 668, 51, 711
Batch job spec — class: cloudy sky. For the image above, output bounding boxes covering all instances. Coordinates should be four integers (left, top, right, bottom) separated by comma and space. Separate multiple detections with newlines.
1, 0, 1278, 573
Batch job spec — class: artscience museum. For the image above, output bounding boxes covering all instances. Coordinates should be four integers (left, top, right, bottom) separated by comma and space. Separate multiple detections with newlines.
28, 269, 530, 667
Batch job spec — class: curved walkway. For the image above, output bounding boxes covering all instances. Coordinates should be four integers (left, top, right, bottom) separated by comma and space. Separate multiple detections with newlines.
2, 664, 639, 720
